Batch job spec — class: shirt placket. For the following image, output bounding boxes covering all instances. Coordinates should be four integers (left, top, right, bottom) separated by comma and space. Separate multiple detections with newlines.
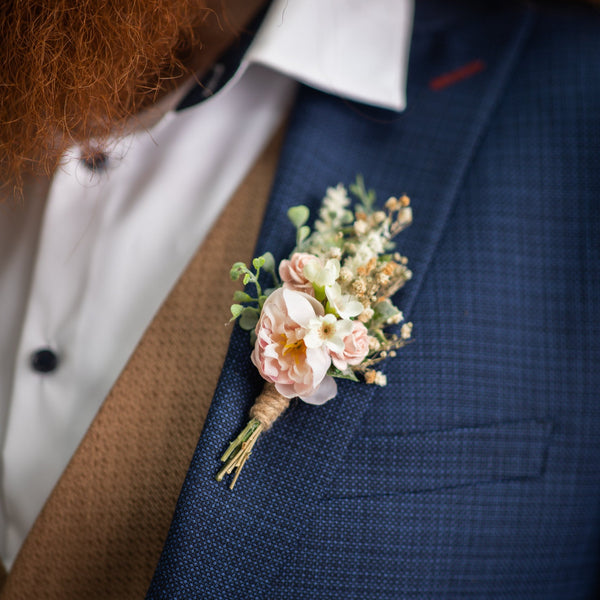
1, 151, 111, 567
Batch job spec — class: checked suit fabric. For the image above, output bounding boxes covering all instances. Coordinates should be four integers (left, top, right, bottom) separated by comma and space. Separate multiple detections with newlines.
148, 2, 600, 598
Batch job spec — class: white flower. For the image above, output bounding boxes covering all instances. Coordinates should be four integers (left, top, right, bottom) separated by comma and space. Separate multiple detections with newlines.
401, 322, 413, 340
324, 183, 350, 212
304, 314, 354, 354
315, 184, 352, 233
303, 258, 340, 288
365, 231, 385, 254
325, 283, 363, 319
344, 243, 376, 271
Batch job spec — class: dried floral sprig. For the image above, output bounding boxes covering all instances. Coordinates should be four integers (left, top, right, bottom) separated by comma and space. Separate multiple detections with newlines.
219, 176, 413, 489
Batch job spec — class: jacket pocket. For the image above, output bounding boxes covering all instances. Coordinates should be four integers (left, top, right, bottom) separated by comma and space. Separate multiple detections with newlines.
328, 418, 553, 499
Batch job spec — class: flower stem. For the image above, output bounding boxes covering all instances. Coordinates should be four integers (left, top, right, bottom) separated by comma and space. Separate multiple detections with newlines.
216, 385, 290, 490
216, 418, 264, 489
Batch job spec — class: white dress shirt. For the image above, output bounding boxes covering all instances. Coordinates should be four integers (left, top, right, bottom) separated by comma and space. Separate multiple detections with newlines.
0, 0, 413, 568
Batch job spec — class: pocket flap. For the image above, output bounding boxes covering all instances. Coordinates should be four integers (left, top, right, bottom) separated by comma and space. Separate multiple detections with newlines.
329, 418, 553, 498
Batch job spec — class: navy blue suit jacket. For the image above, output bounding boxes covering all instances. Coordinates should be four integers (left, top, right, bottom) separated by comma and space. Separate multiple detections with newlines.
148, 1, 600, 597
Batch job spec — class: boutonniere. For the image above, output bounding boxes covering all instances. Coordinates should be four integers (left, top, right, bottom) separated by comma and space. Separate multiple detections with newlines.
217, 176, 413, 489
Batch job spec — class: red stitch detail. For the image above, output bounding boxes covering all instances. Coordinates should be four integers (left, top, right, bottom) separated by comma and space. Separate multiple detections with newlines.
429, 59, 486, 91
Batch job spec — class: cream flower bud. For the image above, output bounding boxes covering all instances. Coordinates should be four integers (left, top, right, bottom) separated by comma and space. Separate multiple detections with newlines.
339, 267, 353, 282
398, 206, 413, 226
354, 220, 369, 235
386, 311, 403, 325
358, 307, 374, 323
328, 246, 342, 260
385, 196, 398, 210
374, 371, 387, 386
368, 336, 381, 351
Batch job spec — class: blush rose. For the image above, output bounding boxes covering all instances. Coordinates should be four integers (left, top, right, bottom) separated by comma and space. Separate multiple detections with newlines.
251, 287, 337, 405
331, 320, 370, 371
278, 252, 317, 295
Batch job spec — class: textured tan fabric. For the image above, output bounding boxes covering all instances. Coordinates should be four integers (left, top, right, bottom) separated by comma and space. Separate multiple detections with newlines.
0, 127, 285, 599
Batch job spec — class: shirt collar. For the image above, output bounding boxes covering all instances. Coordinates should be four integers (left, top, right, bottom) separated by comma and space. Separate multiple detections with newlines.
244, 0, 414, 111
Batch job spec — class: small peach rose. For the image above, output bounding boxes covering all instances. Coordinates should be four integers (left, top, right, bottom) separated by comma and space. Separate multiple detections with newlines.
278, 252, 317, 295
251, 288, 337, 405
331, 320, 370, 371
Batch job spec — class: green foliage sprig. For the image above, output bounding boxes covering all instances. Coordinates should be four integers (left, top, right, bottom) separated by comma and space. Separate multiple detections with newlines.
229, 252, 277, 331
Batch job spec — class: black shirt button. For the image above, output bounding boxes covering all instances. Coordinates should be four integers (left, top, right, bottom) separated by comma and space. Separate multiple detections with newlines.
31, 348, 59, 373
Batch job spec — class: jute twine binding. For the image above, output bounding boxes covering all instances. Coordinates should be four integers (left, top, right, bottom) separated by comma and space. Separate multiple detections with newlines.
217, 382, 291, 488
249, 382, 290, 430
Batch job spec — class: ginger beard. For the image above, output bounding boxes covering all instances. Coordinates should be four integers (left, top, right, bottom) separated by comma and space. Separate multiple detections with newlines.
0, 0, 218, 193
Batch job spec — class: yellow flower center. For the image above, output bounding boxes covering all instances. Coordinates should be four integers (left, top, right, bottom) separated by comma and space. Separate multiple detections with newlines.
281, 335, 307, 364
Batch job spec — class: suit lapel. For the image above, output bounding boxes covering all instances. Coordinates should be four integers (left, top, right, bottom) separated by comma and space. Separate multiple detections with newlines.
148, 6, 535, 598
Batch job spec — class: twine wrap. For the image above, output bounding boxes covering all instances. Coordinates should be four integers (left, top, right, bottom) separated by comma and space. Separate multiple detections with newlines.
249, 383, 290, 430
217, 383, 291, 488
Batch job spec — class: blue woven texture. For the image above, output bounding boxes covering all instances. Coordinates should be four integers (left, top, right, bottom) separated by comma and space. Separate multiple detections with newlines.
147, 2, 600, 598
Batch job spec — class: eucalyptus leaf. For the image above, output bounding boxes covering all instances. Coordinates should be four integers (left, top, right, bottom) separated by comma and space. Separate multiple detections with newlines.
230, 304, 244, 319
230, 262, 247, 281
243, 273, 251, 286
342, 210, 354, 224
233, 290, 254, 303
374, 299, 399, 320
239, 307, 260, 330
288, 205, 310, 228
252, 256, 265, 270
297, 225, 311, 243
261, 252, 275, 272
327, 366, 359, 381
